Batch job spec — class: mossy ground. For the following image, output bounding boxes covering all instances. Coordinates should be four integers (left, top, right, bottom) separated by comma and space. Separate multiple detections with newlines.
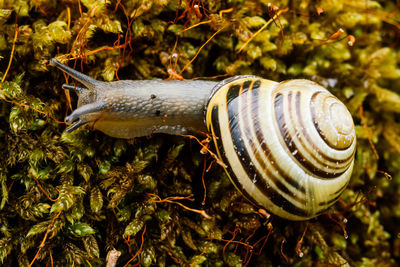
0, 0, 399, 266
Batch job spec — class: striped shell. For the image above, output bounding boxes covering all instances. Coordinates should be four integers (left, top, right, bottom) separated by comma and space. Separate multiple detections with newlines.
205, 76, 356, 220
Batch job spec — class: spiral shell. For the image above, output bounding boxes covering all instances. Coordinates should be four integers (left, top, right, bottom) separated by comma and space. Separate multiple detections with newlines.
205, 76, 356, 220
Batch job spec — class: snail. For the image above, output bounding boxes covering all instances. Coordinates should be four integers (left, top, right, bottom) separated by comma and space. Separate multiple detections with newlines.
50, 58, 356, 221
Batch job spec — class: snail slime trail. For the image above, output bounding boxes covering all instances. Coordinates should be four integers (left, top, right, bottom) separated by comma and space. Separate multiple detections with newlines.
51, 59, 356, 221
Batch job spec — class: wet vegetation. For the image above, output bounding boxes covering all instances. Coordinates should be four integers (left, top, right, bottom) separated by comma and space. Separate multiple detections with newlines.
0, 0, 399, 266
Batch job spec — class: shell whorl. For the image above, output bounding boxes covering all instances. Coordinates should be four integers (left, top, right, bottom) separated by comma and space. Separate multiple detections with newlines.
205, 77, 355, 220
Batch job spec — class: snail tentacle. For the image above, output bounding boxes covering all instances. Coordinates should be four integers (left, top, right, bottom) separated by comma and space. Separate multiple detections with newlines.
65, 119, 88, 133
50, 58, 100, 89
62, 84, 86, 93
65, 102, 108, 123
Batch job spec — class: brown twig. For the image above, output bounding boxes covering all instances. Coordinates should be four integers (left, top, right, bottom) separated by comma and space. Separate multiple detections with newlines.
29, 211, 63, 267
2, 23, 18, 83
238, 8, 289, 53
190, 241, 212, 267
123, 224, 146, 267
29, 168, 59, 202
145, 193, 211, 219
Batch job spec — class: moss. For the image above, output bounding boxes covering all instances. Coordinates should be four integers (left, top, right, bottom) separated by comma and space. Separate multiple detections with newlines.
0, 0, 399, 266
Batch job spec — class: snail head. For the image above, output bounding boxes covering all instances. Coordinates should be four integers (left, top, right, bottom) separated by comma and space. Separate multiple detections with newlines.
50, 58, 108, 132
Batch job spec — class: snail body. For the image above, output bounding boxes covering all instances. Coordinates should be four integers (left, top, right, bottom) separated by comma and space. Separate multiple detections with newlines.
50, 59, 356, 221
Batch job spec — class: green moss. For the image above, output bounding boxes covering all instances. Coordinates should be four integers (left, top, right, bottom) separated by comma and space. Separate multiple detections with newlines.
0, 0, 399, 266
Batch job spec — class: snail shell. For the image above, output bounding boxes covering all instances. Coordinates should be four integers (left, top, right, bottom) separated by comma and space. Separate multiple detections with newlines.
206, 76, 355, 220
50, 59, 356, 220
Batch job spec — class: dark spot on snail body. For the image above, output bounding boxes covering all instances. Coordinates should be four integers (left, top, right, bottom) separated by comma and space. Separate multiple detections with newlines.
150, 94, 156, 99
155, 110, 161, 116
